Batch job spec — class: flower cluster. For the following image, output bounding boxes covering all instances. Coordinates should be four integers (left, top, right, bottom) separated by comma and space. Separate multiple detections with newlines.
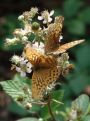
5, 7, 64, 78
5, 7, 63, 47
11, 55, 32, 77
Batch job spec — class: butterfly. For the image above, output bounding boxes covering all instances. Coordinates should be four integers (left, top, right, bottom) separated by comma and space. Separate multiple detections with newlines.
24, 16, 85, 100
24, 45, 61, 99
24, 39, 84, 100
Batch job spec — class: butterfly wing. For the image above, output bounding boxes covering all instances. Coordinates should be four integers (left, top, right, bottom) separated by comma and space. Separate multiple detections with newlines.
32, 66, 61, 100
24, 44, 57, 68
45, 16, 64, 53
50, 39, 85, 55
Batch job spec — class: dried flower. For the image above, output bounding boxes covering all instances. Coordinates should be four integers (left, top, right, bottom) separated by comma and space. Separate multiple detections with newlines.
69, 109, 77, 121
38, 10, 54, 24
22, 7, 38, 21
25, 102, 32, 109
30, 7, 38, 17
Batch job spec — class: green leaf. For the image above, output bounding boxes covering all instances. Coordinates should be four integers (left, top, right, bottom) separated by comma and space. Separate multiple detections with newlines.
72, 94, 89, 114
66, 19, 85, 35
17, 117, 39, 121
0, 74, 32, 109
40, 90, 64, 120
8, 101, 29, 116
63, 0, 83, 18
82, 115, 90, 121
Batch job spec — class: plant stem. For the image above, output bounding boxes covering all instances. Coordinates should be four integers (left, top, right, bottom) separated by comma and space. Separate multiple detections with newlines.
47, 95, 56, 121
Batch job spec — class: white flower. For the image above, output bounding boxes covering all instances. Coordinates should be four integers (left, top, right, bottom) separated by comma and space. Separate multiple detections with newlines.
59, 35, 63, 42
18, 15, 24, 21
38, 10, 54, 24
16, 67, 26, 77
32, 42, 45, 54
12, 57, 32, 77
22, 36, 28, 43
11, 55, 21, 64
26, 62, 32, 73
5, 37, 19, 46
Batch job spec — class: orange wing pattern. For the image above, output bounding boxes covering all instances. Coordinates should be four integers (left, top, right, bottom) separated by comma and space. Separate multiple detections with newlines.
24, 44, 61, 99
49, 39, 85, 55
32, 66, 61, 100
45, 16, 64, 53
24, 45, 57, 68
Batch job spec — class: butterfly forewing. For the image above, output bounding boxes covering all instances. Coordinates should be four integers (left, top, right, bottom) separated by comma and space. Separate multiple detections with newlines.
51, 39, 85, 55
45, 16, 64, 53
25, 44, 57, 68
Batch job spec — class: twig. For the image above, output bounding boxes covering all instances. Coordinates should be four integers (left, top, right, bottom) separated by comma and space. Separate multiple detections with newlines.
47, 95, 56, 121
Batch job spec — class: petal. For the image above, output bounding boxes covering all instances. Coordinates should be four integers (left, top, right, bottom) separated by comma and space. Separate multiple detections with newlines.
27, 68, 32, 73
50, 10, 54, 16
60, 35, 63, 40
43, 20, 47, 24
20, 61, 26, 65
48, 17, 52, 22
32, 42, 39, 48
38, 16, 43, 20
20, 71, 26, 77
59, 35, 63, 42
39, 42, 44, 48
16, 67, 21, 72
27, 62, 32, 68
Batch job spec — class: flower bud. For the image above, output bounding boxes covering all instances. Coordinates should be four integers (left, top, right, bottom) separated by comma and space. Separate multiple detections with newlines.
32, 22, 40, 31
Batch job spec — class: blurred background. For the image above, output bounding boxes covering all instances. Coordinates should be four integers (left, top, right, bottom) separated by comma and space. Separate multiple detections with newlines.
0, 0, 90, 120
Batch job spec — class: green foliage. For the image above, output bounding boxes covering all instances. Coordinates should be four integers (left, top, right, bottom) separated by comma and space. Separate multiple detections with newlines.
54, 0, 90, 108
63, 0, 83, 18
1, 0, 90, 120
0, 74, 64, 120
40, 90, 64, 120
0, 15, 21, 50
0, 74, 32, 110
17, 118, 39, 121
1, 74, 90, 121
66, 19, 85, 35
60, 94, 90, 121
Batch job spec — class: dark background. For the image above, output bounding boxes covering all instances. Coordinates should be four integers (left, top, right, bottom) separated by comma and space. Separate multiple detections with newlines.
0, 0, 90, 121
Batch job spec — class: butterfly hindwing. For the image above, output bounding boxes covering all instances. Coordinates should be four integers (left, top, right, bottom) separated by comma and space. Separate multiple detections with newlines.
32, 66, 61, 100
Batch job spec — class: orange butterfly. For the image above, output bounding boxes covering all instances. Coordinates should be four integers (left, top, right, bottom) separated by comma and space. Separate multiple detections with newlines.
24, 39, 84, 100
24, 45, 61, 99
24, 16, 85, 100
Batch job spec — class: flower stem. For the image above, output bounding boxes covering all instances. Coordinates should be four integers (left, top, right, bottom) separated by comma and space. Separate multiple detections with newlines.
47, 95, 56, 121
